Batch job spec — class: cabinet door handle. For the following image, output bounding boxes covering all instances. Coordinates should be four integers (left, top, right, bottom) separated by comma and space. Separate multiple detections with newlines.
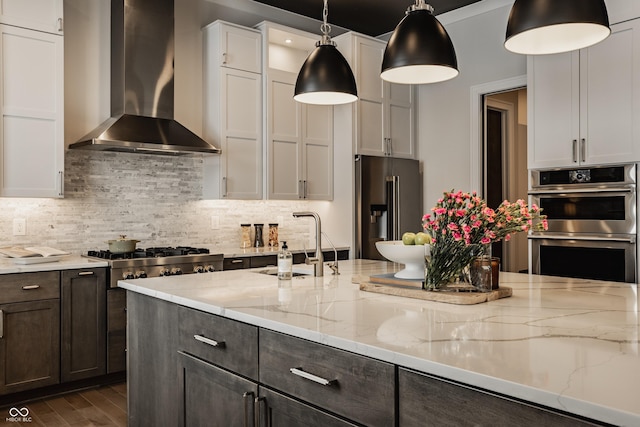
242, 392, 254, 427
58, 171, 64, 197
580, 138, 586, 163
57, 18, 63, 32
289, 367, 336, 386
222, 52, 227, 65
231, 259, 244, 264
303, 180, 308, 199
222, 176, 228, 198
78, 271, 95, 276
21, 285, 40, 290
0, 310, 3, 339
254, 396, 266, 427
572, 139, 578, 163
193, 334, 225, 348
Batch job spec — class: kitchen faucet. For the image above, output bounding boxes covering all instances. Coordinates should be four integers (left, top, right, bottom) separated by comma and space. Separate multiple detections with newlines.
292, 211, 324, 277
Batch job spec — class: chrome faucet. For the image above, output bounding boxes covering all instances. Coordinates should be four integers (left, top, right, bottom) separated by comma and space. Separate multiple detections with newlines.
292, 211, 324, 277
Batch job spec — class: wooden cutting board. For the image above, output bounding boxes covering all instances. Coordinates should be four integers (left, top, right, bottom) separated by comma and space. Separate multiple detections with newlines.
356, 273, 512, 305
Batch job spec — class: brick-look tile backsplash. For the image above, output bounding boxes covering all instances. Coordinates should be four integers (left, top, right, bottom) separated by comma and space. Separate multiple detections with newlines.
0, 150, 312, 253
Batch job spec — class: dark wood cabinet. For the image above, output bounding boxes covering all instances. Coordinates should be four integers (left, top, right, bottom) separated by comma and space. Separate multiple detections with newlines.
107, 288, 126, 373
179, 351, 258, 427
223, 249, 349, 271
127, 292, 180, 427
257, 386, 358, 426
0, 271, 60, 394
259, 329, 395, 427
61, 268, 107, 382
398, 368, 598, 427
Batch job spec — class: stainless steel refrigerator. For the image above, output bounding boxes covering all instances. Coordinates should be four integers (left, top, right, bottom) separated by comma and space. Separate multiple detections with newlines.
355, 155, 423, 260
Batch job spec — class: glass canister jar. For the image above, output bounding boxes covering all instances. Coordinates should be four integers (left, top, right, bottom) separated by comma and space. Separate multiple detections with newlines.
268, 223, 279, 247
240, 224, 252, 248
253, 224, 264, 248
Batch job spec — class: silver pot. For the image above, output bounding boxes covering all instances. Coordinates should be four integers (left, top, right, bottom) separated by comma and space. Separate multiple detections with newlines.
106, 235, 140, 254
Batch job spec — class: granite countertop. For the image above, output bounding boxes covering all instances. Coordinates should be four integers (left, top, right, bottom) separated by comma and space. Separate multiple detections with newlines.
0, 255, 109, 274
118, 259, 640, 426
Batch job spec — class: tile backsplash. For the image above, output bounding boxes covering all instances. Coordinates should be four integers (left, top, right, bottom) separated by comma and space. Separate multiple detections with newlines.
0, 150, 311, 254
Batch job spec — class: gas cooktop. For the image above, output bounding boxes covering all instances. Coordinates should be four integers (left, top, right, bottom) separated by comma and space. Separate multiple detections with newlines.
88, 246, 211, 260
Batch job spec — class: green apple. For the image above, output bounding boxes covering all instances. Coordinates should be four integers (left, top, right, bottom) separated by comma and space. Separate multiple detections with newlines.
402, 232, 416, 245
414, 232, 432, 245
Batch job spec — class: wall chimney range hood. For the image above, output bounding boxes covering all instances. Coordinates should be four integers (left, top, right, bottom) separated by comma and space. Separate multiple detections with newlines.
70, 0, 220, 155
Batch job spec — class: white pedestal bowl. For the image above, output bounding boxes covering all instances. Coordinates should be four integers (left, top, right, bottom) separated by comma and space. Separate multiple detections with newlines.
375, 241, 425, 280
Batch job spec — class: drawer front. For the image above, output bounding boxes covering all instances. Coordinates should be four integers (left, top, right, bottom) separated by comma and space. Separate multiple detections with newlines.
178, 306, 258, 379
259, 330, 395, 426
398, 368, 594, 427
250, 255, 277, 268
223, 257, 250, 270
0, 271, 60, 303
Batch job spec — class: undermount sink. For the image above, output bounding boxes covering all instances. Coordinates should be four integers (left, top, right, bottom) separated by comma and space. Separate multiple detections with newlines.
257, 266, 314, 277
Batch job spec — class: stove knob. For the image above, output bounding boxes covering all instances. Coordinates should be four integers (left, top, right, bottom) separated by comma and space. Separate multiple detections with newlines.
193, 265, 205, 274
136, 270, 148, 279
123, 271, 135, 280
205, 265, 216, 272
171, 267, 183, 275
159, 268, 171, 277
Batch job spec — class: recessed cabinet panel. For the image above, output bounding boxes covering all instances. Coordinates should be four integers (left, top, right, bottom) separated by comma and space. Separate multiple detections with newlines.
358, 99, 384, 153
3, 31, 57, 112
356, 40, 384, 100
388, 102, 413, 158
528, 52, 578, 168
0, 0, 63, 34
271, 77, 298, 138
225, 136, 261, 197
272, 139, 299, 197
580, 21, 640, 165
217, 22, 261, 73
0, 24, 63, 197
225, 73, 259, 135
305, 143, 331, 199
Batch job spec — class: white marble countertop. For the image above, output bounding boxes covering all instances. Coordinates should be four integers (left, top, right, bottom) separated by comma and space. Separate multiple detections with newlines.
118, 259, 640, 426
0, 255, 108, 274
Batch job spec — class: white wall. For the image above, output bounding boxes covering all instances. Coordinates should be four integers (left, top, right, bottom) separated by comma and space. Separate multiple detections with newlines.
418, 4, 526, 210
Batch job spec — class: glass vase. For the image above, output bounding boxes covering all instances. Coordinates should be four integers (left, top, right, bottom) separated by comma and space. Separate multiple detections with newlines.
470, 244, 493, 292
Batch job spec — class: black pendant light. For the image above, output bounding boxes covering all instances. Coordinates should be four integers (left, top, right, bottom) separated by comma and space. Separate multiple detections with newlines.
294, 0, 357, 105
505, 0, 610, 55
381, 0, 458, 85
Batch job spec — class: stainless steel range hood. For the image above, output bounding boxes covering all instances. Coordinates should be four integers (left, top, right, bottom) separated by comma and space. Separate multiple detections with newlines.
70, 0, 220, 155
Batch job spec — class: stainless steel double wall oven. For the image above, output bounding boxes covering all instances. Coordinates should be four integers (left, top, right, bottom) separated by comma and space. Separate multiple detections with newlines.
529, 164, 637, 283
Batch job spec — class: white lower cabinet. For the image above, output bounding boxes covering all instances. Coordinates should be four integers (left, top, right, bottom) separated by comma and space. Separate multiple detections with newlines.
528, 18, 640, 168
266, 69, 333, 200
0, 24, 64, 197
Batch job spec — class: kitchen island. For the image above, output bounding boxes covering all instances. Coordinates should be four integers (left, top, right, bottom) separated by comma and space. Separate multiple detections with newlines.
119, 260, 639, 426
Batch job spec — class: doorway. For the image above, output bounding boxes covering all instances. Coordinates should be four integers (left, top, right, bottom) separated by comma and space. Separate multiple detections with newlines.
483, 89, 528, 273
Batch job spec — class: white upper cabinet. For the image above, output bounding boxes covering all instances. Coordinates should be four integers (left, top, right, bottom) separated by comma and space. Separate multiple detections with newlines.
0, 24, 64, 197
528, 19, 640, 169
0, 0, 63, 35
334, 32, 414, 159
259, 21, 333, 201
202, 21, 263, 200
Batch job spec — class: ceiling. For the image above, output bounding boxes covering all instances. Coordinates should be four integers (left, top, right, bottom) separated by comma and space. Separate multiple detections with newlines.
251, 0, 482, 37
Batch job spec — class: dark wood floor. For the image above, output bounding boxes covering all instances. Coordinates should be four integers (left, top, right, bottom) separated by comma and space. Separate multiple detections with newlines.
0, 382, 127, 427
